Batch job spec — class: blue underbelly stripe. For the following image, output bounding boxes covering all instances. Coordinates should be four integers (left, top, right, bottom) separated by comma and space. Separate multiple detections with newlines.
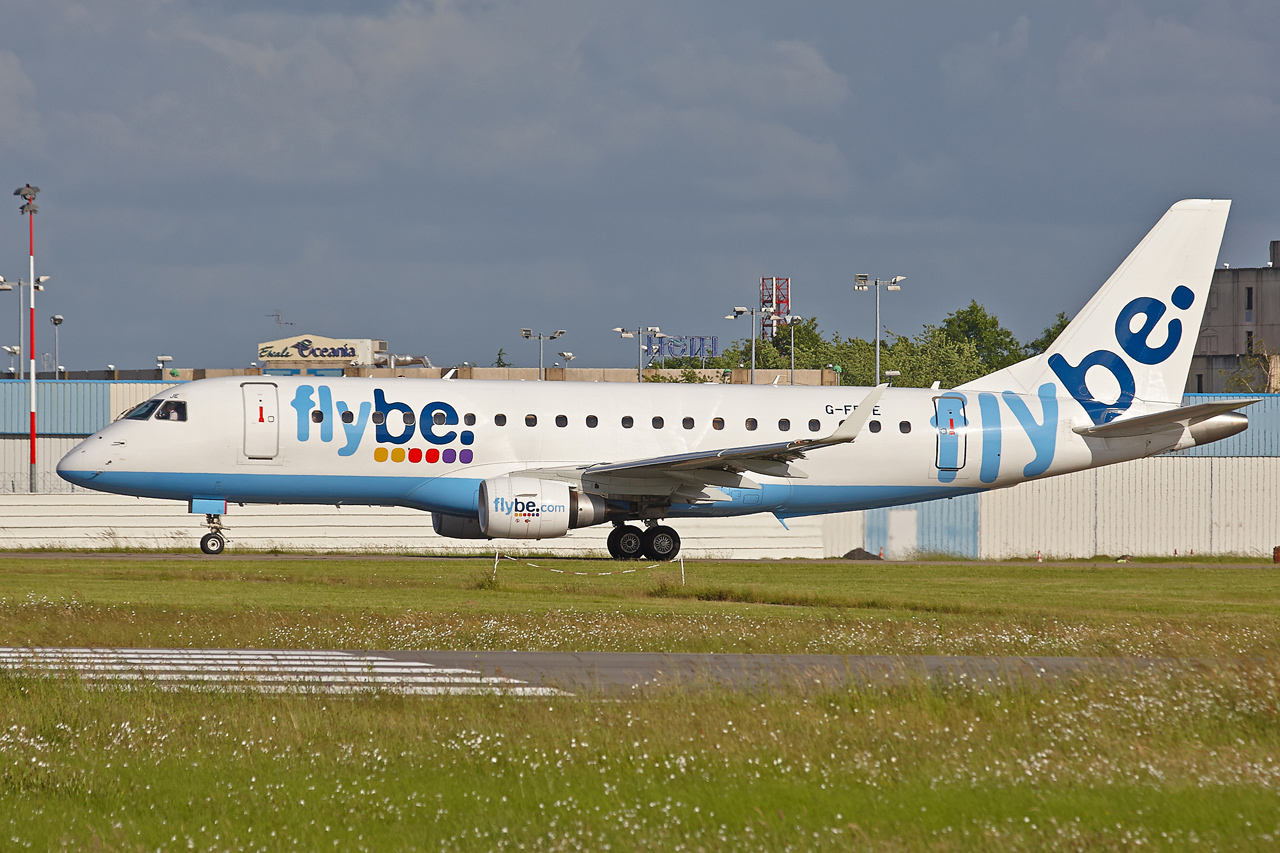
59, 469, 983, 518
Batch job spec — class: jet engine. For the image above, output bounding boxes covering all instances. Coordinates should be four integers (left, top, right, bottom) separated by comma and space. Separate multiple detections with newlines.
478, 477, 609, 539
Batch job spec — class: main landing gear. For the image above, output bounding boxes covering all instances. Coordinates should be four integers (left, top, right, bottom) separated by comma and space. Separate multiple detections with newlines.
200, 514, 226, 555
606, 521, 681, 561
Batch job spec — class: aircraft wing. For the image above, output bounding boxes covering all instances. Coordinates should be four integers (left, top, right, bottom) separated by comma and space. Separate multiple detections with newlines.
1072, 399, 1258, 437
523, 384, 887, 501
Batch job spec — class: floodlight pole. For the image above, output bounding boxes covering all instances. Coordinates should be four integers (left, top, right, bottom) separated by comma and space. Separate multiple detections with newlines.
854, 275, 904, 385
726, 307, 770, 385
612, 326, 663, 382
520, 329, 566, 380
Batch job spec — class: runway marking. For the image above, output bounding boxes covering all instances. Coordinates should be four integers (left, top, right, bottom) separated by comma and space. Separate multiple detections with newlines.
0, 648, 564, 696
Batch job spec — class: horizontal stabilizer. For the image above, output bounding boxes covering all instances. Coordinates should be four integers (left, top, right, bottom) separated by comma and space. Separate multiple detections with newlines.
1072, 399, 1258, 438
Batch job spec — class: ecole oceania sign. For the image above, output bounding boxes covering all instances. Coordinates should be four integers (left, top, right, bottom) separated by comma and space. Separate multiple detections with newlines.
259, 335, 360, 362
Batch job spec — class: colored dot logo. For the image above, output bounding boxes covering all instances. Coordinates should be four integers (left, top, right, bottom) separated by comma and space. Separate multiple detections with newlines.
375, 446, 474, 464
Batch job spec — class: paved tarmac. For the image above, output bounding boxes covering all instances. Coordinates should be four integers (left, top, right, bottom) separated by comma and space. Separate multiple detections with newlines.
0, 647, 1173, 696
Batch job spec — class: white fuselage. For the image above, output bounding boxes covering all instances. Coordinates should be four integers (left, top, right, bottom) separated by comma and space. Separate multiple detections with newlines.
57, 375, 1150, 523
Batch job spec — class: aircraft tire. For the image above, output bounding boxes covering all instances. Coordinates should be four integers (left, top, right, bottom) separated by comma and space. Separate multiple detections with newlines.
613, 525, 645, 561
606, 526, 624, 559
200, 532, 225, 555
641, 525, 680, 561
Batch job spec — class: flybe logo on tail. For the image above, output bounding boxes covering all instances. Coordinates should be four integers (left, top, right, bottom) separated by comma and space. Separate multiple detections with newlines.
1049, 285, 1194, 425
289, 386, 476, 464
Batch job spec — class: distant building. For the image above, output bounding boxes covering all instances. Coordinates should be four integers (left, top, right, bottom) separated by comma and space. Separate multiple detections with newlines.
1189, 240, 1280, 394
258, 334, 389, 375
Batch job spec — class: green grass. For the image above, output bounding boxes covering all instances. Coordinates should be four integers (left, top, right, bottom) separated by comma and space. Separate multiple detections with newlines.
2, 667, 1278, 850
1, 555, 1278, 657
2, 554, 1279, 849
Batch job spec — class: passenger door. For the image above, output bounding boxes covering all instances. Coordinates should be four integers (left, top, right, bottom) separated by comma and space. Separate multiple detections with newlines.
242, 383, 279, 459
933, 395, 967, 480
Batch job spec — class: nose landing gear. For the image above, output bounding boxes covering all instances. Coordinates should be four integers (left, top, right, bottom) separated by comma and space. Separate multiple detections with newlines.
200, 514, 226, 555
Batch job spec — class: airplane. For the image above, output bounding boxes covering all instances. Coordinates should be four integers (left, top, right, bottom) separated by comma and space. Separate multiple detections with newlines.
58, 199, 1253, 558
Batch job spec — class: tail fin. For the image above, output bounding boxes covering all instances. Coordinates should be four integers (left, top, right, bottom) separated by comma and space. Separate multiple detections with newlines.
962, 199, 1230, 423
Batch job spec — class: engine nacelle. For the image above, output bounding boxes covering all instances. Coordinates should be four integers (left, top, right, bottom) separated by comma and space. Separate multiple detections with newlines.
478, 477, 610, 539
432, 513, 489, 540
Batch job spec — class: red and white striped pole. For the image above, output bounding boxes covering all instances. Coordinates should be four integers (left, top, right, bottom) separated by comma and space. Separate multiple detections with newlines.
15, 184, 39, 493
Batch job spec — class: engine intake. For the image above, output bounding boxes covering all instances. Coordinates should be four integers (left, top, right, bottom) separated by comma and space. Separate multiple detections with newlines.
478, 477, 609, 539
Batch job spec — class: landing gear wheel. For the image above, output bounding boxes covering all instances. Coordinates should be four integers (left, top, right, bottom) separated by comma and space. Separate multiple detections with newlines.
200, 532, 225, 555
610, 525, 644, 561
641, 525, 680, 561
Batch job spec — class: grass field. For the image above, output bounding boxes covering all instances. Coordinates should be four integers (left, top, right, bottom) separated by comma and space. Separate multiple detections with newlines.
1, 554, 1278, 849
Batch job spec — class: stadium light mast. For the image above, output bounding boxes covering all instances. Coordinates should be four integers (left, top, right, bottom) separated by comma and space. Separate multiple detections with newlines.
854, 275, 905, 385
612, 326, 664, 382
15, 184, 40, 492
726, 306, 770, 385
520, 329, 566, 380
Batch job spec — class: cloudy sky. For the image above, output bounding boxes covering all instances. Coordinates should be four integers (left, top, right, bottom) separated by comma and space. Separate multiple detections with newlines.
3, 0, 1279, 371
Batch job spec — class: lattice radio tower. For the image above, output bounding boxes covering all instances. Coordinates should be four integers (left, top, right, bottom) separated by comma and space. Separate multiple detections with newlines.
759, 277, 790, 339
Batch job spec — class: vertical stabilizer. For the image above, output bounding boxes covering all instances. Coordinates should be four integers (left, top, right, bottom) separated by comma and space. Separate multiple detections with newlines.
962, 199, 1230, 423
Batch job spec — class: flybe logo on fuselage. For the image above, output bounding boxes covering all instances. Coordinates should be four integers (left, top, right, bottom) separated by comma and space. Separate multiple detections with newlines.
289, 386, 475, 464
1049, 286, 1194, 425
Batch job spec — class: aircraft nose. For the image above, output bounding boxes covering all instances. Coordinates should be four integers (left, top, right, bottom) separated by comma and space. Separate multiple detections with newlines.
57, 434, 116, 487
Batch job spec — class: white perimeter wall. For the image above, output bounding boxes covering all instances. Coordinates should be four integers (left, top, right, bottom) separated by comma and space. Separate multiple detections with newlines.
1, 456, 1277, 558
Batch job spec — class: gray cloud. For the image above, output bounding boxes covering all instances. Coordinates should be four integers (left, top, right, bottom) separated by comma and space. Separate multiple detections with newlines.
4, 1, 1279, 372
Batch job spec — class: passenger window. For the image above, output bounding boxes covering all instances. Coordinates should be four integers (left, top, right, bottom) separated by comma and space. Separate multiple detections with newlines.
869, 420, 881, 433
586, 415, 598, 428
713, 418, 724, 430
403, 411, 415, 425
464, 413, 476, 426
494, 414, 507, 426
622, 416, 634, 429
745, 418, 757, 431
555, 415, 568, 427
683, 417, 694, 429
124, 400, 162, 421
434, 411, 447, 425
899, 421, 911, 434
156, 401, 187, 422
525, 414, 537, 427
778, 418, 790, 432
808, 419, 821, 432
372, 411, 386, 425
652, 416, 664, 429
341, 410, 354, 424
311, 410, 324, 423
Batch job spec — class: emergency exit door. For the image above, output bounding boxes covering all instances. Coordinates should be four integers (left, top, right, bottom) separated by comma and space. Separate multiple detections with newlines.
242, 383, 279, 459
933, 395, 967, 473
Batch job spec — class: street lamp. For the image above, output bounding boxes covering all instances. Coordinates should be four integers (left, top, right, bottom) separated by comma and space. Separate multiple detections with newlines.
725, 306, 772, 385
50, 315, 63, 378
612, 326, 664, 382
157, 354, 173, 373
2, 344, 18, 375
853, 274, 905, 385
557, 351, 575, 364
520, 328, 566, 380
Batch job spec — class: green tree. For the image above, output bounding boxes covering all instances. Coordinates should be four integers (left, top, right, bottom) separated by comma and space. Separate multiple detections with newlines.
491, 348, 511, 368
1026, 312, 1072, 355
938, 301, 1025, 372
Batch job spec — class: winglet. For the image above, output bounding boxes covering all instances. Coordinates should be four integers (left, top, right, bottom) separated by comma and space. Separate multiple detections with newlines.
826, 383, 888, 443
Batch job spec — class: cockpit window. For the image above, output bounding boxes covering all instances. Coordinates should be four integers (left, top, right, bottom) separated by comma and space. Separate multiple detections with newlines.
123, 400, 162, 421
156, 401, 187, 422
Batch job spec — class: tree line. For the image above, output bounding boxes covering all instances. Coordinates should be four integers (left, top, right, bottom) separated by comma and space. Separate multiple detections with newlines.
653, 301, 1071, 387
